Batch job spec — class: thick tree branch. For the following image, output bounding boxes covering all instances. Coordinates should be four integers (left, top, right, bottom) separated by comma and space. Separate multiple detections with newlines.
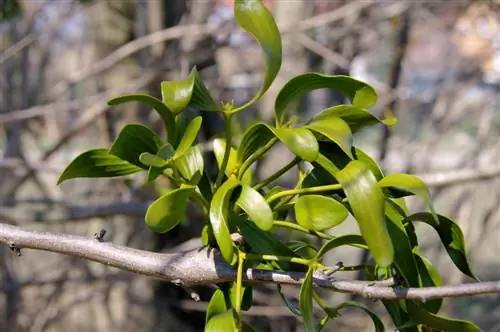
1, 222, 500, 301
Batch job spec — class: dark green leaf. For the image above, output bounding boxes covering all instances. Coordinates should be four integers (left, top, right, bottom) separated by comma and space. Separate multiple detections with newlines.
161, 67, 219, 114
306, 116, 353, 158
275, 74, 378, 126
57, 149, 141, 184
299, 268, 315, 332
233, 0, 282, 111
406, 301, 481, 332
206, 289, 227, 324
301, 166, 338, 189
316, 235, 367, 260
107, 94, 177, 144
336, 160, 394, 267
236, 186, 273, 231
385, 201, 420, 287
313, 105, 397, 133
295, 195, 349, 231
336, 301, 385, 332
174, 116, 202, 158
406, 212, 478, 280
109, 124, 163, 168
237, 122, 276, 164
175, 144, 204, 185
414, 252, 442, 314
213, 138, 252, 185
210, 178, 239, 264
237, 218, 304, 271
145, 186, 195, 233
277, 284, 301, 316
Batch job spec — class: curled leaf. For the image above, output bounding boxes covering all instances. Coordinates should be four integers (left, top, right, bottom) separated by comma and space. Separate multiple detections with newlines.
233, 0, 282, 112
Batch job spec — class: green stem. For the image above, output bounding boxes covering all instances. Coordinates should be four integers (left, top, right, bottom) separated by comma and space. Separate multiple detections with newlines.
214, 113, 233, 189
235, 251, 245, 330
266, 183, 342, 204
273, 220, 333, 240
238, 137, 278, 180
253, 157, 300, 191
245, 252, 311, 266
190, 190, 210, 216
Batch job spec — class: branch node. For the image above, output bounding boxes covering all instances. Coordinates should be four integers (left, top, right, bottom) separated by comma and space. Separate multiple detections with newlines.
93, 229, 107, 242
172, 278, 184, 287
8, 242, 21, 256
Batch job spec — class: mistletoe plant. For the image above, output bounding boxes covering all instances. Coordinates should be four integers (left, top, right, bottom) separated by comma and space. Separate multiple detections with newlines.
58, 0, 480, 331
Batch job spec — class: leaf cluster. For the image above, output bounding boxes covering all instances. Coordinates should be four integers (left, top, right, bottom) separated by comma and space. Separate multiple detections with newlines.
58, 1, 480, 331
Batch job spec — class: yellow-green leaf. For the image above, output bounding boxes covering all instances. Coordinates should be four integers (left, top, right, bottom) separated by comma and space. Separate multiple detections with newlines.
378, 173, 437, 223
175, 144, 204, 185
210, 178, 240, 264
161, 67, 219, 115
295, 195, 349, 231
313, 105, 397, 133
174, 116, 202, 158
299, 267, 315, 331
213, 138, 252, 185
145, 186, 195, 233
236, 186, 273, 231
233, 0, 282, 112
206, 289, 227, 324
306, 116, 353, 159
336, 160, 394, 267
275, 74, 378, 126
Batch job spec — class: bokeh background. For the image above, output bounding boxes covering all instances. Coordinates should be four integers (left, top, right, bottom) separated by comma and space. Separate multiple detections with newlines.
1, 0, 500, 331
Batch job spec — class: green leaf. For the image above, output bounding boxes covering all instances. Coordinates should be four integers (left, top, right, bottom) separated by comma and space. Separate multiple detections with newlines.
107, 94, 177, 144
175, 144, 204, 185
316, 235, 367, 260
313, 105, 397, 133
145, 186, 195, 233
237, 218, 304, 271
354, 148, 384, 181
57, 149, 142, 184
301, 166, 338, 189
335, 301, 385, 332
205, 310, 236, 332
277, 284, 301, 316
274, 127, 318, 162
206, 289, 227, 324
174, 116, 202, 158
139, 152, 169, 168
230, 282, 253, 311
299, 268, 315, 332
210, 178, 239, 264
275, 74, 378, 126
213, 138, 252, 185
385, 201, 420, 287
236, 186, 273, 231
306, 116, 353, 159
406, 301, 481, 332
109, 124, 163, 168
233, 0, 282, 112
237, 122, 277, 165
161, 68, 219, 115
295, 195, 349, 231
336, 160, 394, 267
414, 252, 442, 314
378, 174, 437, 222
406, 212, 478, 280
